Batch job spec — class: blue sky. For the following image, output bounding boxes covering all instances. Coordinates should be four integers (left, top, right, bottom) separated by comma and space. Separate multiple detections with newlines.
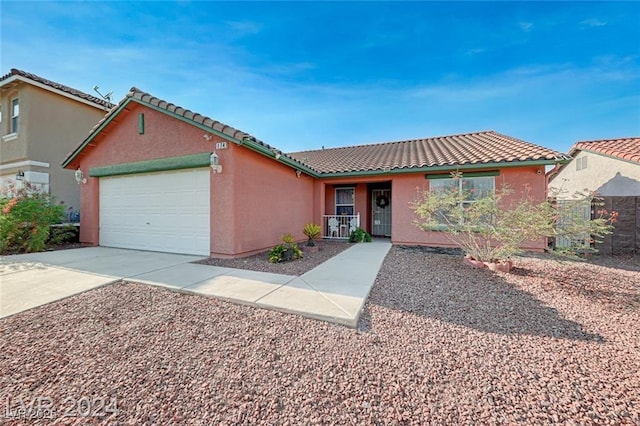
1, 1, 638, 153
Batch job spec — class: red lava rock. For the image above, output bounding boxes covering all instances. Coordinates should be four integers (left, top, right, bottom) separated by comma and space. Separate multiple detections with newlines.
0, 248, 638, 423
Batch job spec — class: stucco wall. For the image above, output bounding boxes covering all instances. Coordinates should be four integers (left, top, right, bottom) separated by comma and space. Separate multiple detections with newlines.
74, 102, 312, 257
0, 82, 107, 213
230, 146, 314, 257
386, 165, 547, 250
549, 151, 640, 198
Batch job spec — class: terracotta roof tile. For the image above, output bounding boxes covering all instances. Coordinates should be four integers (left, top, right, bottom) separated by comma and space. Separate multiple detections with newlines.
288, 131, 568, 173
63, 87, 283, 167
63, 87, 568, 174
0, 68, 113, 109
572, 137, 640, 164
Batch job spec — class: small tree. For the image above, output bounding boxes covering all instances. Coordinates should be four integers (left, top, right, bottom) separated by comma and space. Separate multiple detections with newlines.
0, 181, 65, 254
303, 223, 321, 247
412, 176, 615, 263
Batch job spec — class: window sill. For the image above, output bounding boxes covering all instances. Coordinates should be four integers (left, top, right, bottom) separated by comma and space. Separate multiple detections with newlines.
2, 133, 18, 142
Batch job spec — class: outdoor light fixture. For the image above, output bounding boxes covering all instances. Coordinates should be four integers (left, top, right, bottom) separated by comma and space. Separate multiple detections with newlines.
296, 170, 302, 178
15, 170, 24, 181
210, 152, 222, 173
75, 168, 87, 184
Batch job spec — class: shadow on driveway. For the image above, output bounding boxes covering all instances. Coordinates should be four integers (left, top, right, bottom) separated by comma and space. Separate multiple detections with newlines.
365, 247, 605, 342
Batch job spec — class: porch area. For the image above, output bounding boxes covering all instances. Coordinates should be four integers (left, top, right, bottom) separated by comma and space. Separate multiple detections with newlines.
322, 214, 360, 239
317, 180, 392, 240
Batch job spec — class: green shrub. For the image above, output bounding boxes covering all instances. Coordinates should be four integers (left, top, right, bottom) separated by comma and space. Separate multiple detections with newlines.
47, 224, 78, 247
268, 234, 303, 263
0, 181, 65, 254
303, 223, 321, 246
349, 227, 372, 243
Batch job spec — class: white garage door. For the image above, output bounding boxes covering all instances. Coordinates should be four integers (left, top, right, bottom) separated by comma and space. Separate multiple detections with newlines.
100, 168, 210, 256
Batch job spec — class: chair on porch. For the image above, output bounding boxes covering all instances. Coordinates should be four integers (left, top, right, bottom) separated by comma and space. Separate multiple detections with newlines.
349, 217, 359, 234
328, 217, 340, 238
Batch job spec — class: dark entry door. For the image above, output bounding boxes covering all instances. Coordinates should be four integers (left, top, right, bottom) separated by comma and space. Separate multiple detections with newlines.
371, 189, 391, 236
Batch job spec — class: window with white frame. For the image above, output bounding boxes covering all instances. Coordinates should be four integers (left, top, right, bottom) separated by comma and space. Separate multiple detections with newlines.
429, 175, 495, 224
10, 98, 19, 134
335, 187, 355, 215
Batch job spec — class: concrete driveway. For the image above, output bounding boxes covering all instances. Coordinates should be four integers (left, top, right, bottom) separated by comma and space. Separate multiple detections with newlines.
1, 242, 392, 327
0, 247, 203, 318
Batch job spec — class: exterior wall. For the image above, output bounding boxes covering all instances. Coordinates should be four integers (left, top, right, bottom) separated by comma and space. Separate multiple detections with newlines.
76, 103, 222, 250
387, 165, 547, 250
230, 146, 314, 257
74, 103, 313, 257
0, 81, 107, 214
549, 151, 640, 198
321, 176, 393, 234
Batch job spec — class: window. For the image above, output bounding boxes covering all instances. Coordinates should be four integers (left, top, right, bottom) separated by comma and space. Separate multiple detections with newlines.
575, 156, 587, 171
11, 98, 19, 134
335, 187, 355, 215
429, 176, 495, 224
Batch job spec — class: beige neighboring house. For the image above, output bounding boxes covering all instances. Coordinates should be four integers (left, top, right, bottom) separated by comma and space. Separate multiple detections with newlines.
548, 137, 640, 199
0, 68, 111, 217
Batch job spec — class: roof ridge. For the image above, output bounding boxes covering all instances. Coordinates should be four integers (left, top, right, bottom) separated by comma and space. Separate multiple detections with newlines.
575, 136, 640, 144
0, 68, 113, 108
288, 130, 496, 155
63, 86, 308, 170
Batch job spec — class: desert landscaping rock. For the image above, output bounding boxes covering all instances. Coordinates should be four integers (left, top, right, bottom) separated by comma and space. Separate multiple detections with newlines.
194, 240, 351, 276
1, 247, 638, 424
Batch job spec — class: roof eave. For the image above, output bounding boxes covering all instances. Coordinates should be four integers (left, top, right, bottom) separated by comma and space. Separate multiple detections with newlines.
62, 94, 318, 176
318, 158, 568, 178
0, 74, 108, 111
574, 148, 640, 166
240, 137, 320, 178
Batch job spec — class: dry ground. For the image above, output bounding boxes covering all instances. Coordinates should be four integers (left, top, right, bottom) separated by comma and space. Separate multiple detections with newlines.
1, 247, 638, 424
194, 240, 350, 276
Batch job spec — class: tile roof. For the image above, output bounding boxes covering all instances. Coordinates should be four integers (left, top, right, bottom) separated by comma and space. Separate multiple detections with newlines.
126, 87, 255, 142
288, 131, 568, 173
572, 137, 640, 164
0, 68, 113, 109
63, 87, 568, 174
62, 87, 286, 168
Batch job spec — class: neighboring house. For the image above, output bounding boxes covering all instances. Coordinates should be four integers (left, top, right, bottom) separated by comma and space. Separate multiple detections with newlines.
548, 137, 640, 198
62, 88, 568, 257
0, 68, 111, 216
548, 137, 640, 254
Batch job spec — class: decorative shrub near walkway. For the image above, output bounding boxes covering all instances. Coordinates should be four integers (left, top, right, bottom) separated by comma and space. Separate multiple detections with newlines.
0, 181, 64, 254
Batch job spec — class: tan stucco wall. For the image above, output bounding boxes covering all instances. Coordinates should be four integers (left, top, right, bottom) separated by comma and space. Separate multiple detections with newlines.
0, 81, 107, 214
0, 85, 28, 161
549, 151, 640, 199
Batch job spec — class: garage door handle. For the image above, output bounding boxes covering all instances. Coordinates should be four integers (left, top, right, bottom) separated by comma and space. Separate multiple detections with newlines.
146, 222, 150, 225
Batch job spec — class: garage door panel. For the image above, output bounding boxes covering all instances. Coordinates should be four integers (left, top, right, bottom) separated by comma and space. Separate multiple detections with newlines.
99, 169, 210, 255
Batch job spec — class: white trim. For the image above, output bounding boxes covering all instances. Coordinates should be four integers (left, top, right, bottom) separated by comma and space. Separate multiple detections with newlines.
0, 160, 50, 171
335, 186, 356, 216
1, 133, 18, 142
0, 75, 107, 111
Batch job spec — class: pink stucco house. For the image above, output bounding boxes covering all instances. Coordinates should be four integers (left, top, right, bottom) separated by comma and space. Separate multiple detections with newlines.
62, 88, 569, 257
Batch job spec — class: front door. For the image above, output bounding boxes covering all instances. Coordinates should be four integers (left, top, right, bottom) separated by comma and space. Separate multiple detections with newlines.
371, 189, 391, 236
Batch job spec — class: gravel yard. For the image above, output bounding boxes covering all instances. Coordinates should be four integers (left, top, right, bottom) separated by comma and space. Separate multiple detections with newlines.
194, 240, 351, 276
1, 247, 639, 424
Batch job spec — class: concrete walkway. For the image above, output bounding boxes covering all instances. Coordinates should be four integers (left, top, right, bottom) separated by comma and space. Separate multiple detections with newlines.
1, 241, 392, 327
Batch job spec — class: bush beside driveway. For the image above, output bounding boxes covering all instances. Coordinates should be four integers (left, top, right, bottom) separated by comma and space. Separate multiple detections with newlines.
1, 247, 638, 424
